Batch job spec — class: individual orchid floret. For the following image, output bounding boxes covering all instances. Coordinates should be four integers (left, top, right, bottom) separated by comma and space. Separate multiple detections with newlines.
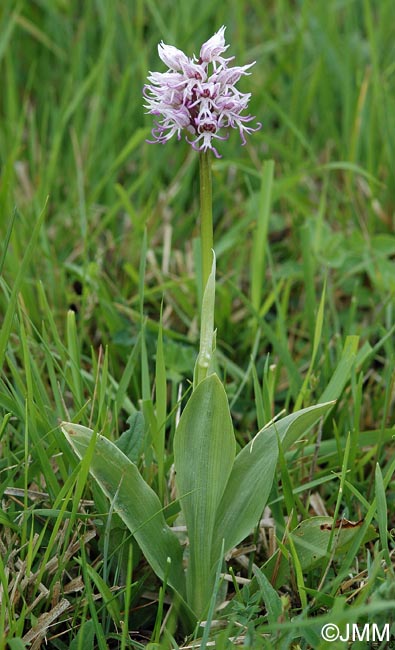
199, 25, 231, 67
158, 42, 189, 71
143, 26, 261, 157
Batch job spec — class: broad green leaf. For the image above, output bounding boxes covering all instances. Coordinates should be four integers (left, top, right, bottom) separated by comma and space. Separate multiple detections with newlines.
61, 423, 186, 599
174, 373, 235, 615
265, 516, 377, 586
263, 516, 377, 587
290, 516, 377, 568
281, 402, 335, 451
212, 402, 333, 563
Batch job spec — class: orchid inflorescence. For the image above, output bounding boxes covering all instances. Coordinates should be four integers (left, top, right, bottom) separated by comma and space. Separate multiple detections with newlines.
143, 26, 261, 157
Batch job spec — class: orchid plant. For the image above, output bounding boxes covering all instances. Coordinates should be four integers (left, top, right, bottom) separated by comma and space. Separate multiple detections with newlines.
62, 28, 336, 630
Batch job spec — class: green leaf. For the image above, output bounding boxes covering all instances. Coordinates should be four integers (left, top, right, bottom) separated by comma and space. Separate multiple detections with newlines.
66, 310, 83, 406
294, 279, 326, 410
375, 463, 391, 566
115, 411, 144, 463
252, 565, 283, 625
173, 374, 235, 615
0, 201, 47, 372
318, 335, 359, 405
264, 516, 377, 587
0, 508, 18, 531
61, 422, 186, 600
69, 620, 95, 650
290, 516, 377, 573
251, 159, 274, 313
85, 563, 122, 628
212, 401, 333, 562
194, 251, 216, 387
7, 640, 27, 650
154, 312, 167, 502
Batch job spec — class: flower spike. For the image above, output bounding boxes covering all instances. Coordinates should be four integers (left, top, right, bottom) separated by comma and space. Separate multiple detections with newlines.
144, 27, 261, 157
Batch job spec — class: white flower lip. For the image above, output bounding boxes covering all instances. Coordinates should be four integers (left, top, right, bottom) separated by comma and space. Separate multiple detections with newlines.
144, 26, 261, 157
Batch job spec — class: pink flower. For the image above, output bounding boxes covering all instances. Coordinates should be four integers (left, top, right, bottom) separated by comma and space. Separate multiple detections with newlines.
158, 42, 189, 71
143, 26, 261, 157
199, 25, 231, 67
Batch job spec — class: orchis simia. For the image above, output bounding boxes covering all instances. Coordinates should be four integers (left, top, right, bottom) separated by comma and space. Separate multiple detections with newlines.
62, 26, 336, 627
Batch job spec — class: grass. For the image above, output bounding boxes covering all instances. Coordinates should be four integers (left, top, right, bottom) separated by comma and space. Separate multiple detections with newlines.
1, 0, 395, 648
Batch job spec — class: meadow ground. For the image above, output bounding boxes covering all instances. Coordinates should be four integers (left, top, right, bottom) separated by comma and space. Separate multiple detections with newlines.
0, 1, 395, 648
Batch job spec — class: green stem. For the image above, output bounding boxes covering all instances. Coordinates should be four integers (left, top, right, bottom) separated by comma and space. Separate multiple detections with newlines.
199, 150, 213, 292
193, 150, 215, 389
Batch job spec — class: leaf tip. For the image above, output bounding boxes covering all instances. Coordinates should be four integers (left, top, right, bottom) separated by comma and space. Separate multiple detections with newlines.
60, 421, 77, 436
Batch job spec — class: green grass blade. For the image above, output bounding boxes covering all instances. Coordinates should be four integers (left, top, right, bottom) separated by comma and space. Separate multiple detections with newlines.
330, 452, 395, 594
326, 432, 351, 554
0, 201, 47, 372
287, 528, 307, 610
0, 207, 16, 277
251, 160, 274, 314
294, 279, 326, 410
66, 309, 84, 409
375, 463, 392, 569
318, 335, 359, 405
